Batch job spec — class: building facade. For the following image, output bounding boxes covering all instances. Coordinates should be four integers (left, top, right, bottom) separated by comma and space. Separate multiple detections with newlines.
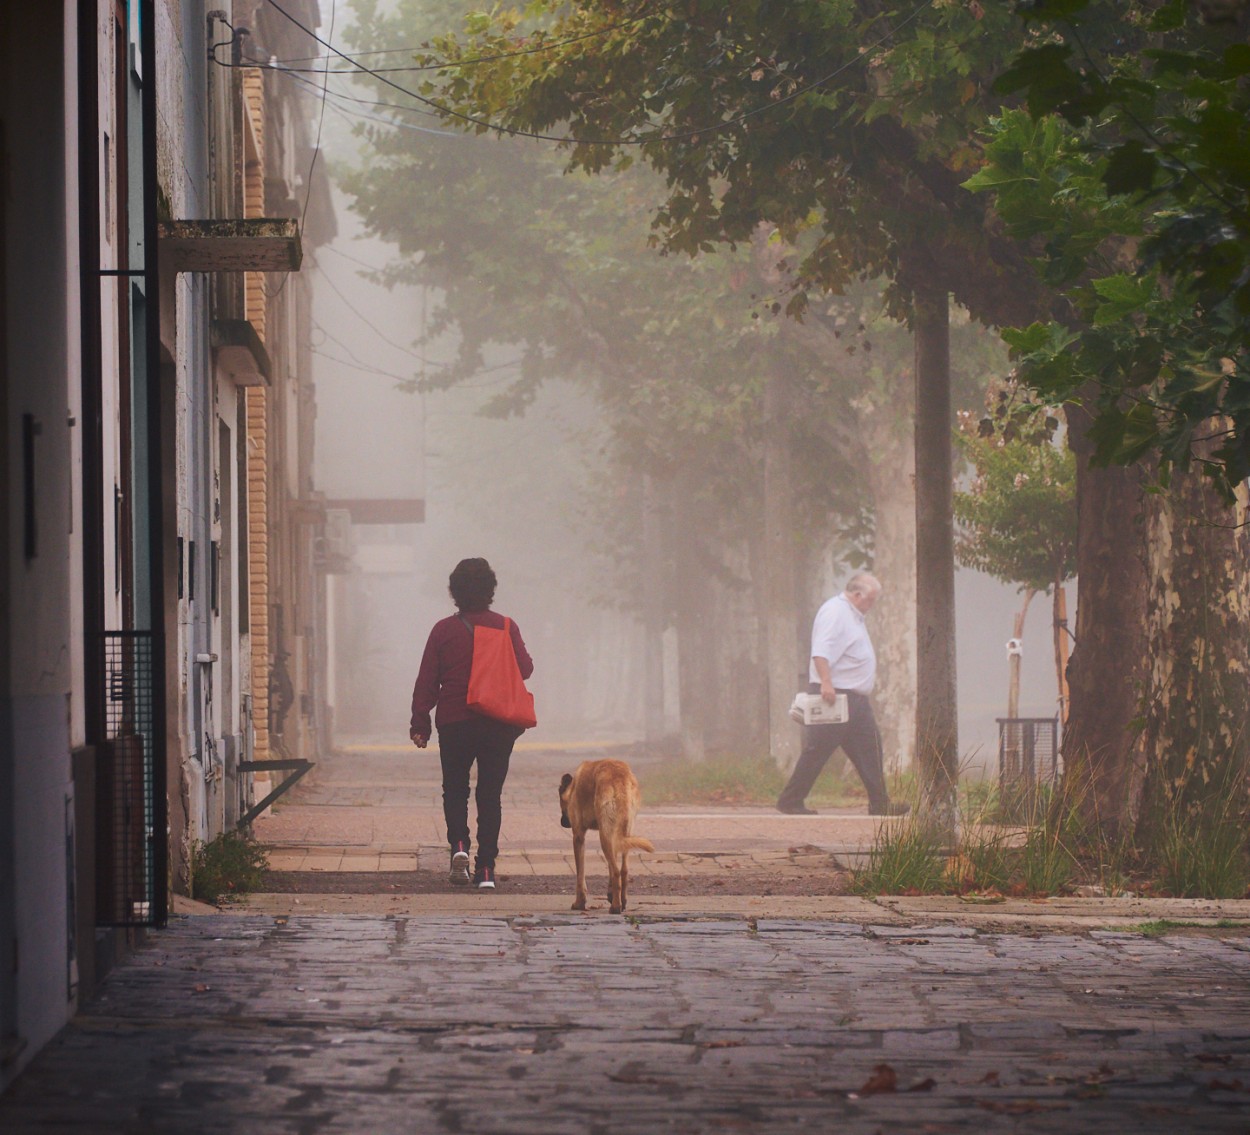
0, 0, 331, 1088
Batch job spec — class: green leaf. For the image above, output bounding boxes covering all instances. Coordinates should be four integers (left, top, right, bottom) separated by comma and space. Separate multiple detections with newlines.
1018, 0, 1092, 19
1092, 273, 1153, 310
1102, 141, 1157, 196
994, 44, 1075, 98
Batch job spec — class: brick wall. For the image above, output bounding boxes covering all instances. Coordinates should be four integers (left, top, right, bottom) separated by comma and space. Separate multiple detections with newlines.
243, 69, 270, 762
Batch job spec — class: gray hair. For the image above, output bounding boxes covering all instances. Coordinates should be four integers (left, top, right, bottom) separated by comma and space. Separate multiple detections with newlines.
845, 572, 882, 598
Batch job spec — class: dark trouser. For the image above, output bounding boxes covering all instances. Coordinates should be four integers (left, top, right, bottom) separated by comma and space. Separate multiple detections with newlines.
777, 687, 890, 814
437, 716, 519, 866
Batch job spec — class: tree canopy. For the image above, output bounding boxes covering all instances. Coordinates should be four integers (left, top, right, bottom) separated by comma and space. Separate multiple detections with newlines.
968, 0, 1250, 491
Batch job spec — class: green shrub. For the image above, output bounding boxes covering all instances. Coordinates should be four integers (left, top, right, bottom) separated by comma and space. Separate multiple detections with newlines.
190, 831, 269, 904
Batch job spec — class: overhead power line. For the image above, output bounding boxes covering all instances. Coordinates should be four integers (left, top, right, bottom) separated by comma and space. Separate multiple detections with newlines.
262, 0, 935, 148
213, 7, 651, 73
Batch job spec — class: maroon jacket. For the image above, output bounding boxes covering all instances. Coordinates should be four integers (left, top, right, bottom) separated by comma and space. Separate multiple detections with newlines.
409, 610, 534, 739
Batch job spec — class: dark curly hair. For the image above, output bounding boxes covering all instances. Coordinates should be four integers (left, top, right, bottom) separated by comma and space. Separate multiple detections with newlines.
448, 557, 497, 612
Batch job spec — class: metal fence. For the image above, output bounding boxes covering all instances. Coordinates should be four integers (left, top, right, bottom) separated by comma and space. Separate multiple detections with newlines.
996, 716, 1060, 820
96, 631, 160, 926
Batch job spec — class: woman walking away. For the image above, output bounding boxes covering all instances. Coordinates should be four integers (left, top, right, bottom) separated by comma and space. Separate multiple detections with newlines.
410, 558, 534, 890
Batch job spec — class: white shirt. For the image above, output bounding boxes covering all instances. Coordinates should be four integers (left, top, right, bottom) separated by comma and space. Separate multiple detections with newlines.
809, 593, 876, 694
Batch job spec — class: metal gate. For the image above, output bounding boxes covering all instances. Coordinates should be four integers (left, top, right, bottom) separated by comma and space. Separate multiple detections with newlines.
996, 716, 1060, 820
96, 631, 164, 926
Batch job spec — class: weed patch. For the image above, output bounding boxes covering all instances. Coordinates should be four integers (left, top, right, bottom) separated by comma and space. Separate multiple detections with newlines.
853, 819, 948, 895
191, 832, 269, 905
1150, 814, 1249, 900
1126, 919, 1250, 937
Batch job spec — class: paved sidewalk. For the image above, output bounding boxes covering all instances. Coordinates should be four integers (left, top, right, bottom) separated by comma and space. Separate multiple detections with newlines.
4, 745, 1250, 1132
2, 912, 1249, 1133
253, 743, 926, 888
244, 745, 1250, 931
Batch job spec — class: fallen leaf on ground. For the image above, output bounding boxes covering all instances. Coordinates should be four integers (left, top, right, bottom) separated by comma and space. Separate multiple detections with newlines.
192, 984, 211, 994
859, 1064, 897, 1095
908, 1077, 937, 1092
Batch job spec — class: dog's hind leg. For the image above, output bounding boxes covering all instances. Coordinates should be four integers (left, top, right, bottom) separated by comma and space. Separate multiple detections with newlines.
620, 849, 629, 911
572, 832, 588, 911
601, 830, 623, 913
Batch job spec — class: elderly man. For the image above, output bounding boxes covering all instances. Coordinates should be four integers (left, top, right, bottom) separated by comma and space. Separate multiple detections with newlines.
777, 572, 909, 817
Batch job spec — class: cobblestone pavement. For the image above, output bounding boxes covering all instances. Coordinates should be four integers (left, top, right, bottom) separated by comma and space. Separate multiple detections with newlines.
2, 911, 1250, 1133
5, 746, 1250, 1131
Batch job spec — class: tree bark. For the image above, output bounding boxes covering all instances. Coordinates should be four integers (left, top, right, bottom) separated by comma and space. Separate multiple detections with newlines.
641, 473, 667, 749
913, 286, 958, 828
1008, 589, 1036, 720
1053, 583, 1070, 724
761, 362, 802, 771
1136, 437, 1250, 831
672, 479, 711, 762
859, 397, 918, 776
1061, 396, 1151, 838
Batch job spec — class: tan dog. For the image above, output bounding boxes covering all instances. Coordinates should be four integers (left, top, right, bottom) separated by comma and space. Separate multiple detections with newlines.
558, 759, 654, 914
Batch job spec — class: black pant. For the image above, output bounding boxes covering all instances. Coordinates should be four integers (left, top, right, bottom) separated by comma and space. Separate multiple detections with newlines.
777, 687, 890, 813
437, 716, 518, 866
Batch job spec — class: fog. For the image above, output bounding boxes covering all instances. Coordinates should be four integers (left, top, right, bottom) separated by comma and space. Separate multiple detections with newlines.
310, 2, 1064, 771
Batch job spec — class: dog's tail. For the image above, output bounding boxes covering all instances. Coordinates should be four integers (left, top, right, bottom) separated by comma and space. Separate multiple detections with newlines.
624, 837, 655, 853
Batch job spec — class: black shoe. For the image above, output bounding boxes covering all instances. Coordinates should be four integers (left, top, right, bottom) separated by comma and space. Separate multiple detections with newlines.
449, 841, 470, 885
776, 802, 817, 815
473, 864, 496, 890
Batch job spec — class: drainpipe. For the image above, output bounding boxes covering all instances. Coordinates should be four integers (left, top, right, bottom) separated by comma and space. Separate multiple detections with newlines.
139, 0, 168, 926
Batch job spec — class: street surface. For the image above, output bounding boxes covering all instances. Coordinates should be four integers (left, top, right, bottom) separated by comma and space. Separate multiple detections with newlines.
2, 743, 1249, 1132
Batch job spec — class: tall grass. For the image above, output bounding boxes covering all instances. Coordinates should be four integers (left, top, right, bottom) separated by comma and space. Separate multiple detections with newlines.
1152, 812, 1248, 899
853, 818, 948, 895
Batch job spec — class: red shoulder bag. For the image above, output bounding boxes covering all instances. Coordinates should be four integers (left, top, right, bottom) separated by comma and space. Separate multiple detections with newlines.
463, 616, 537, 730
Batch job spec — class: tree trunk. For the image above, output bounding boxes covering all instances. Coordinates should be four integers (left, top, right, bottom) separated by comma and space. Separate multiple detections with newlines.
1008, 589, 1036, 720
1136, 442, 1250, 832
1061, 396, 1151, 838
859, 399, 918, 776
641, 473, 667, 749
671, 481, 711, 762
761, 363, 802, 771
1053, 583, 1070, 724
913, 286, 958, 829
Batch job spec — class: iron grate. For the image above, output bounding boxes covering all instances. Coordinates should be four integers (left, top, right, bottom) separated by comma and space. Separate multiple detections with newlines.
996, 716, 1060, 820
96, 631, 158, 926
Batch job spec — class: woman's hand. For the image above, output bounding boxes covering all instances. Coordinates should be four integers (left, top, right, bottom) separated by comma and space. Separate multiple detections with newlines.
410, 729, 428, 749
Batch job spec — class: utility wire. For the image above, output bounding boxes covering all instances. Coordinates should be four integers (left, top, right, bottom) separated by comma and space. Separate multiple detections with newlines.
310, 346, 418, 382
312, 258, 443, 363
263, 0, 935, 148
316, 95, 462, 138
301, 0, 335, 229
264, 2, 337, 301
212, 7, 651, 74
266, 62, 460, 133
